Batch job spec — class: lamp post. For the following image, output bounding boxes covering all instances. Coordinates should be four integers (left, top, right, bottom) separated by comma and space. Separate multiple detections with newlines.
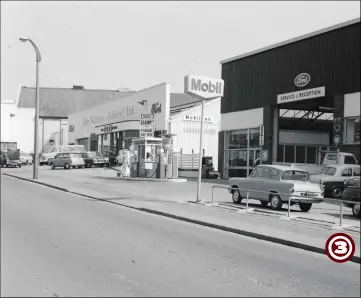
19, 37, 41, 179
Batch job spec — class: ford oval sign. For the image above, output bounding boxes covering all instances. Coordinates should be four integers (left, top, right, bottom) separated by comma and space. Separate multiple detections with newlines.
294, 73, 311, 87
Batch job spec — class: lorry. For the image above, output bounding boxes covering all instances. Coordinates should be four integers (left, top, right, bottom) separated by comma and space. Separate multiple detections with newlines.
273, 151, 358, 175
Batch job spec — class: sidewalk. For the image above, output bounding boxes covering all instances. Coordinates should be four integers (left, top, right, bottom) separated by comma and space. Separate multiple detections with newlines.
3, 167, 360, 262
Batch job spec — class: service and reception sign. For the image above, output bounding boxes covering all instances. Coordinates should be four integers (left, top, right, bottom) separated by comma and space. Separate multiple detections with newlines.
184, 74, 224, 99
277, 86, 325, 104
140, 114, 154, 137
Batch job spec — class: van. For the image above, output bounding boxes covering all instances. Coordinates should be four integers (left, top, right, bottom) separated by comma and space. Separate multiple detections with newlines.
40, 145, 86, 165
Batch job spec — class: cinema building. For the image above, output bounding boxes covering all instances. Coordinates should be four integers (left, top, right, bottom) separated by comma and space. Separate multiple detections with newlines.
218, 18, 360, 178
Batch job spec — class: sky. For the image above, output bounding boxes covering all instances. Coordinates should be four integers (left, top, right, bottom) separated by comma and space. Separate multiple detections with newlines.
1, 1, 360, 103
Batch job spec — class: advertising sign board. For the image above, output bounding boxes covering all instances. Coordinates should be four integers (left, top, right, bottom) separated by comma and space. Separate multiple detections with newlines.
140, 114, 154, 137
184, 74, 224, 99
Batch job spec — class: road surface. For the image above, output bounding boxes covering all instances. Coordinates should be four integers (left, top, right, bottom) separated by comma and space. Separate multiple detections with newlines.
1, 175, 360, 297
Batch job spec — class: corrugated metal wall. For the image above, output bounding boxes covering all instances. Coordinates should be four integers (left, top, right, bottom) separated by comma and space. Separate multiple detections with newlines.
221, 22, 360, 113
171, 99, 220, 171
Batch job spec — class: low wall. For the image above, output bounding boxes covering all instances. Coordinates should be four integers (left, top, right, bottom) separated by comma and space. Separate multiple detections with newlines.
178, 169, 198, 178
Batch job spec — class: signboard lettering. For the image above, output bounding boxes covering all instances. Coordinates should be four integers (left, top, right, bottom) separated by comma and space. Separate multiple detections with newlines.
140, 114, 154, 137
277, 87, 325, 104
259, 125, 264, 146
183, 114, 212, 122
184, 74, 224, 99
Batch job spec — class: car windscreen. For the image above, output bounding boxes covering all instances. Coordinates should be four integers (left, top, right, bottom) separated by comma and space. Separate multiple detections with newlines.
321, 167, 336, 176
281, 170, 309, 181
69, 153, 83, 158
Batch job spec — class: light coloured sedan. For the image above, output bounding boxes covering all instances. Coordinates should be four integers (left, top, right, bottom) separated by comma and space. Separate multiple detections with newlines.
229, 165, 324, 212
309, 164, 360, 198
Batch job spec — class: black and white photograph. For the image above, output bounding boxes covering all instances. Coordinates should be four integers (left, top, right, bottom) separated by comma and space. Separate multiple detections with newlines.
1, 1, 360, 297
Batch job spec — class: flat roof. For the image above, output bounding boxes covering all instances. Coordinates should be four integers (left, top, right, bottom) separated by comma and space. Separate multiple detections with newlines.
220, 17, 360, 65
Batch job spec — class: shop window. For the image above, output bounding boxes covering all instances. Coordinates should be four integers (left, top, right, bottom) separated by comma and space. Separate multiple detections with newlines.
306, 146, 317, 164
284, 145, 295, 163
104, 134, 108, 141
295, 146, 306, 163
227, 150, 247, 167
227, 130, 248, 149
345, 117, 360, 144
277, 145, 284, 162
248, 129, 260, 148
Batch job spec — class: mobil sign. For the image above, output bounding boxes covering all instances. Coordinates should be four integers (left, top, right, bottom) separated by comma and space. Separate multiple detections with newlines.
184, 74, 224, 99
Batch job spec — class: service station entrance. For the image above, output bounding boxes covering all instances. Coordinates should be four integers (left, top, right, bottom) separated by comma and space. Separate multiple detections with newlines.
273, 93, 337, 165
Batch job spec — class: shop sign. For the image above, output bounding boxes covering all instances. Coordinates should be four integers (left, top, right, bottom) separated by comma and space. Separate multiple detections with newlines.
184, 74, 224, 99
103, 125, 112, 133
82, 105, 135, 126
151, 102, 162, 115
183, 114, 212, 122
68, 125, 74, 132
259, 125, 264, 146
294, 73, 311, 87
140, 114, 154, 137
277, 86, 325, 104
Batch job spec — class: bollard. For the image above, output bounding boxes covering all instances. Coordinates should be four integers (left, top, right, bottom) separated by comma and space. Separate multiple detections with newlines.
212, 186, 214, 205
339, 202, 343, 227
246, 192, 249, 213
287, 196, 291, 218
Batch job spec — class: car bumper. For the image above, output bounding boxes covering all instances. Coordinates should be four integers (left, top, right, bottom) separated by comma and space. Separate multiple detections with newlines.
288, 196, 324, 204
71, 162, 85, 166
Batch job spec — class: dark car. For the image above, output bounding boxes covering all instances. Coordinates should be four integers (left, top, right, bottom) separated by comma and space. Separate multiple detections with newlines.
341, 178, 360, 218
81, 151, 109, 168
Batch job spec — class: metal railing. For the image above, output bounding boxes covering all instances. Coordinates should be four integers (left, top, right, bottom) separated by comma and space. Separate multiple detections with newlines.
211, 185, 360, 226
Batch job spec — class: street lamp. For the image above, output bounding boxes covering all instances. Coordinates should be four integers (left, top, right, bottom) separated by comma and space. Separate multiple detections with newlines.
19, 37, 41, 179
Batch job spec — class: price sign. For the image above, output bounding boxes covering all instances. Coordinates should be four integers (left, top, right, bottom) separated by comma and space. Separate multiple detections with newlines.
140, 114, 154, 137
259, 125, 265, 146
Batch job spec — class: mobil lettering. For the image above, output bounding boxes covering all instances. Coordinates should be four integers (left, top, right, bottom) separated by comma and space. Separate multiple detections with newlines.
191, 79, 223, 94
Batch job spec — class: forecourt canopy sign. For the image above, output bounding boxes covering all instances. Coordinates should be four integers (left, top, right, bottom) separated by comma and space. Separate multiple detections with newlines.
184, 74, 224, 99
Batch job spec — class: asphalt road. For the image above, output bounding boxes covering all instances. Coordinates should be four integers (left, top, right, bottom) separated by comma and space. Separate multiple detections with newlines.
1, 175, 360, 297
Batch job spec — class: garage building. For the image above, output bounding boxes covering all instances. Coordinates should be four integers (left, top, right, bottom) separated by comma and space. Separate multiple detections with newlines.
219, 18, 360, 178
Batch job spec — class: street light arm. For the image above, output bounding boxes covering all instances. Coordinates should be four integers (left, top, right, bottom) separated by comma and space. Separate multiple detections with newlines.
27, 38, 42, 62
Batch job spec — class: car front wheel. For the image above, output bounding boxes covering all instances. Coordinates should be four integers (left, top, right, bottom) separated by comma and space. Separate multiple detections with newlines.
352, 204, 360, 218
232, 189, 242, 204
64, 163, 70, 170
50, 163, 55, 170
299, 202, 313, 212
270, 195, 283, 210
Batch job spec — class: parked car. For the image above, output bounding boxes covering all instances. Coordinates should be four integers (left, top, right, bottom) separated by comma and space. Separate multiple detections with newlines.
40, 145, 86, 165
20, 153, 33, 165
81, 151, 110, 168
229, 165, 324, 212
309, 164, 360, 198
341, 178, 360, 218
48, 152, 85, 170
